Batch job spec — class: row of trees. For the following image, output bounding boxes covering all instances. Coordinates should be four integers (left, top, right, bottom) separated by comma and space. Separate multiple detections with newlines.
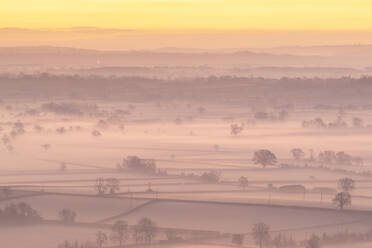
0, 121, 26, 152
181, 171, 221, 183
333, 177, 355, 210
59, 208, 77, 223
234, 223, 297, 248
0, 202, 42, 224
302, 116, 367, 129
290, 148, 363, 166
101, 149, 361, 175
0, 202, 77, 224
94, 177, 120, 195
254, 110, 289, 122
229, 110, 289, 136
58, 218, 157, 248
233, 223, 321, 248
236, 175, 354, 210
117, 156, 157, 174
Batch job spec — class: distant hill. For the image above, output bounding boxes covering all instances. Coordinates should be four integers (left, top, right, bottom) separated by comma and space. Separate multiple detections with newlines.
250, 44, 372, 57
0, 46, 365, 68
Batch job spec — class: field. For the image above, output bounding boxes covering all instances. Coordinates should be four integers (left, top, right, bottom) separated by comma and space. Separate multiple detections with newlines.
1, 98, 372, 248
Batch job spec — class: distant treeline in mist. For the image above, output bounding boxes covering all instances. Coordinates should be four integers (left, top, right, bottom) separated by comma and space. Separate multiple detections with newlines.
0, 74, 371, 105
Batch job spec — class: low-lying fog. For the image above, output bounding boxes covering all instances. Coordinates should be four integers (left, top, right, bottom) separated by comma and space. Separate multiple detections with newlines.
1, 46, 372, 248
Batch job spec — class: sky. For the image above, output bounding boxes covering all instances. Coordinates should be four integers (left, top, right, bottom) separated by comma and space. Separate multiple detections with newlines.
2, 0, 372, 49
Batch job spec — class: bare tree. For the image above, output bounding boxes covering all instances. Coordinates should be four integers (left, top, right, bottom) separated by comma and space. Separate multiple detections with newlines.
58, 240, 94, 248
238, 176, 248, 190
333, 192, 351, 210
309, 149, 315, 162
335, 152, 352, 165
318, 150, 336, 164
253, 150, 277, 167
306, 234, 321, 248
106, 178, 120, 194
353, 117, 364, 128
96, 231, 108, 248
252, 222, 270, 248
2, 186, 12, 198
41, 144, 51, 151
197, 107, 205, 114
59, 208, 77, 223
6, 145, 14, 153
230, 123, 244, 136
338, 178, 355, 192
56, 127, 66, 134
351, 156, 364, 166
92, 129, 101, 136
165, 230, 182, 242
60, 162, 67, 172
291, 148, 305, 160
95, 177, 107, 195
97, 119, 108, 129
111, 220, 129, 247
1, 134, 11, 144
232, 234, 244, 245
133, 218, 157, 244
33, 125, 43, 132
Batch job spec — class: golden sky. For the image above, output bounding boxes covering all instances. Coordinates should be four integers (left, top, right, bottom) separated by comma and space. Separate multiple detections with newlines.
2, 0, 372, 49
2, 0, 372, 30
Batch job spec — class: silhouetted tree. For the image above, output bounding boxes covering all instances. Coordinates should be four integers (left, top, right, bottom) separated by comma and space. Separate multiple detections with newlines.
111, 220, 129, 247
165, 230, 182, 242
60, 162, 67, 172
351, 156, 364, 166
106, 178, 120, 194
96, 231, 108, 248
335, 152, 352, 165
252, 222, 270, 248
97, 120, 108, 129
33, 125, 43, 132
253, 150, 277, 167
58, 240, 95, 248
95, 177, 107, 195
1, 134, 11, 144
2, 186, 12, 198
318, 150, 336, 164
291, 148, 305, 160
333, 192, 351, 210
122, 156, 157, 174
230, 123, 244, 136
6, 145, 14, 153
309, 149, 315, 162
238, 176, 249, 190
41, 144, 51, 151
133, 218, 157, 244
197, 107, 205, 114
59, 209, 76, 223
353, 117, 364, 128
200, 171, 220, 183
232, 234, 244, 245
338, 178, 355, 192
306, 234, 321, 248
302, 118, 327, 129
56, 127, 66, 134
92, 130, 101, 136
0, 202, 42, 223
